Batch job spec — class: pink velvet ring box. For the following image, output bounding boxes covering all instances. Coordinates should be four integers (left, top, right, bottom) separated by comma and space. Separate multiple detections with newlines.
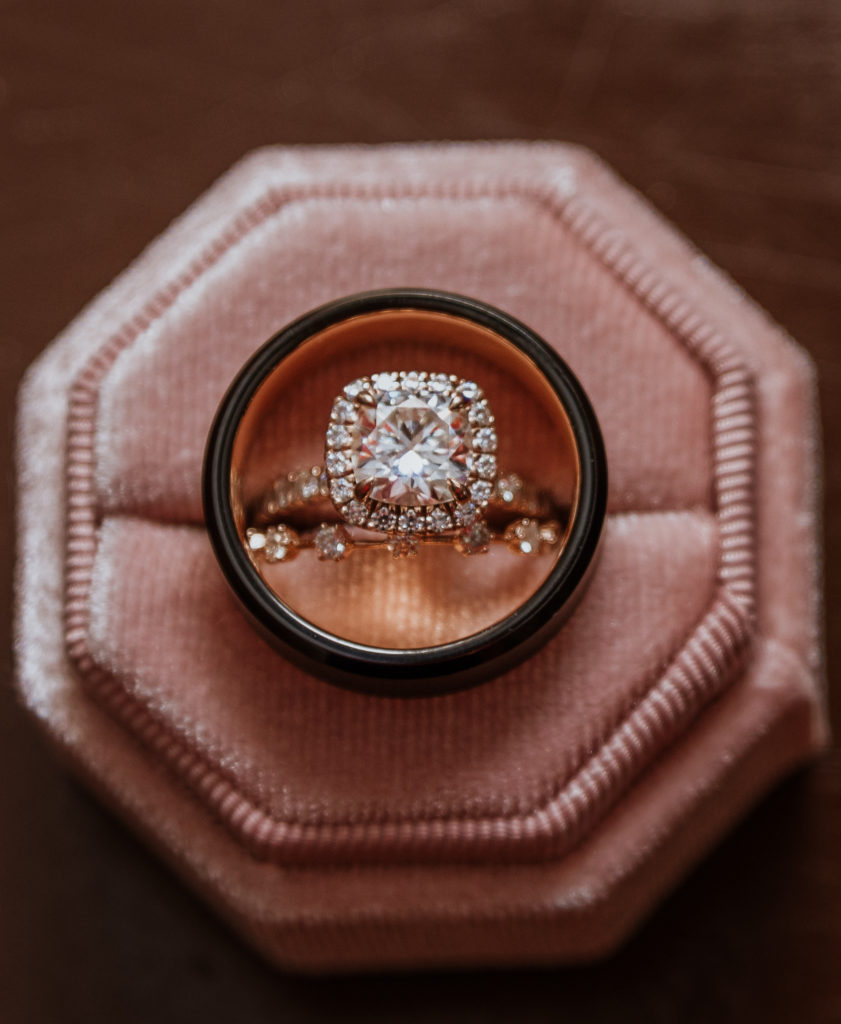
15, 142, 827, 971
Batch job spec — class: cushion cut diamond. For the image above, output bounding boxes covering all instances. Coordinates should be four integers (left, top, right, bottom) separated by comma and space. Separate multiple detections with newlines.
351, 385, 471, 507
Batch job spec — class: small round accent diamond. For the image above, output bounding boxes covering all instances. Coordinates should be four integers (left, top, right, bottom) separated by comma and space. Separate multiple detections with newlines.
388, 535, 419, 558
315, 524, 352, 561
497, 474, 523, 504
427, 506, 452, 533
326, 424, 352, 449
299, 475, 321, 500
503, 518, 542, 556
246, 529, 266, 552
455, 380, 480, 403
326, 450, 352, 476
453, 501, 478, 526
428, 373, 451, 393
401, 371, 425, 392
470, 480, 493, 505
344, 500, 368, 526
468, 400, 493, 427
330, 477, 355, 504
271, 478, 294, 510
540, 521, 561, 547
473, 427, 498, 453
331, 398, 356, 422
343, 378, 367, 398
454, 521, 491, 556
397, 510, 423, 534
372, 372, 399, 392
474, 454, 497, 480
503, 518, 562, 556
369, 507, 398, 532
248, 525, 300, 563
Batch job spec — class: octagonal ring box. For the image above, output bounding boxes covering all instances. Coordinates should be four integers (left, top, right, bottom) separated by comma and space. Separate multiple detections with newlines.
16, 143, 827, 972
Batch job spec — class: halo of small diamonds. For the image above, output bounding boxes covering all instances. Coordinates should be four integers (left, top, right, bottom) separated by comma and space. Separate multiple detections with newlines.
325, 371, 497, 537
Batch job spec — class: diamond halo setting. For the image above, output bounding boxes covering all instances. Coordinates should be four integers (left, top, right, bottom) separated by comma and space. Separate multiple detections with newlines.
325, 371, 497, 536
247, 372, 562, 564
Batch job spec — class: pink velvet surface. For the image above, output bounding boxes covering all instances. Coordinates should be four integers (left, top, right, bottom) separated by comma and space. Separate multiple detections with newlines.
94, 188, 711, 524
15, 143, 826, 968
88, 511, 718, 825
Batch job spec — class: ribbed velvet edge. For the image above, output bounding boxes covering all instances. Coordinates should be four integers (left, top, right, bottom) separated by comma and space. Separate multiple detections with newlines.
63, 180, 757, 866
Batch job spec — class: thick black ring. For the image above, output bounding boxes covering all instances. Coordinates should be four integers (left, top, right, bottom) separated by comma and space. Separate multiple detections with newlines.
203, 289, 607, 697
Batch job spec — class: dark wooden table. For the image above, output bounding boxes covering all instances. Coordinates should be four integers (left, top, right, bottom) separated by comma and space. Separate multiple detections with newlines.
2, 3, 839, 1021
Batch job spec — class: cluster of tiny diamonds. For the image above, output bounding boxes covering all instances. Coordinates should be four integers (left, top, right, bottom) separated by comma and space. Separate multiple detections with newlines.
260, 465, 328, 517
325, 371, 497, 536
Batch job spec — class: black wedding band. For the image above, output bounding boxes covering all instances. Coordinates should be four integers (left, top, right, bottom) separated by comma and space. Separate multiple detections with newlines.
203, 288, 607, 696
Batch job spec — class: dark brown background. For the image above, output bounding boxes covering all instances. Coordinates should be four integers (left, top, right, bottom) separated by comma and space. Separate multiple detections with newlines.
2, 2, 839, 1021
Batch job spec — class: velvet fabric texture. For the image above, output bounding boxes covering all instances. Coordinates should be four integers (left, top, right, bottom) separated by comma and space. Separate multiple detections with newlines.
15, 143, 827, 970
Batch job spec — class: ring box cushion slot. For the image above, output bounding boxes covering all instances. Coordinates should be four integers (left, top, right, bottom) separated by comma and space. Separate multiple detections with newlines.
16, 143, 826, 969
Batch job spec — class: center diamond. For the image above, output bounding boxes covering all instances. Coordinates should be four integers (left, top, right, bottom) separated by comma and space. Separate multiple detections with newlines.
352, 392, 470, 506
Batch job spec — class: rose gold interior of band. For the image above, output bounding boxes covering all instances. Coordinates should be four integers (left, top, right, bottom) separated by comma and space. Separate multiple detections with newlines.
231, 308, 581, 649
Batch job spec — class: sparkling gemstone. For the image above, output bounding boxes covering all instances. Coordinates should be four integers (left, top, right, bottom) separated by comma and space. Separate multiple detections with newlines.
468, 401, 493, 427
344, 499, 368, 525
453, 501, 478, 526
504, 518, 543, 556
372, 372, 399, 392
496, 474, 523, 504
470, 480, 493, 504
343, 378, 367, 398
455, 521, 491, 556
474, 454, 497, 480
400, 371, 425, 392
427, 373, 452, 393
397, 510, 423, 534
540, 521, 562, 547
263, 525, 299, 563
369, 507, 398, 532
388, 535, 419, 558
299, 475, 320, 500
455, 380, 480, 403
473, 427, 498, 453
272, 478, 295, 509
350, 380, 473, 507
326, 450, 352, 476
427, 506, 452, 533
246, 529, 266, 552
315, 524, 352, 561
330, 477, 355, 504
326, 424, 352, 449
332, 398, 356, 422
